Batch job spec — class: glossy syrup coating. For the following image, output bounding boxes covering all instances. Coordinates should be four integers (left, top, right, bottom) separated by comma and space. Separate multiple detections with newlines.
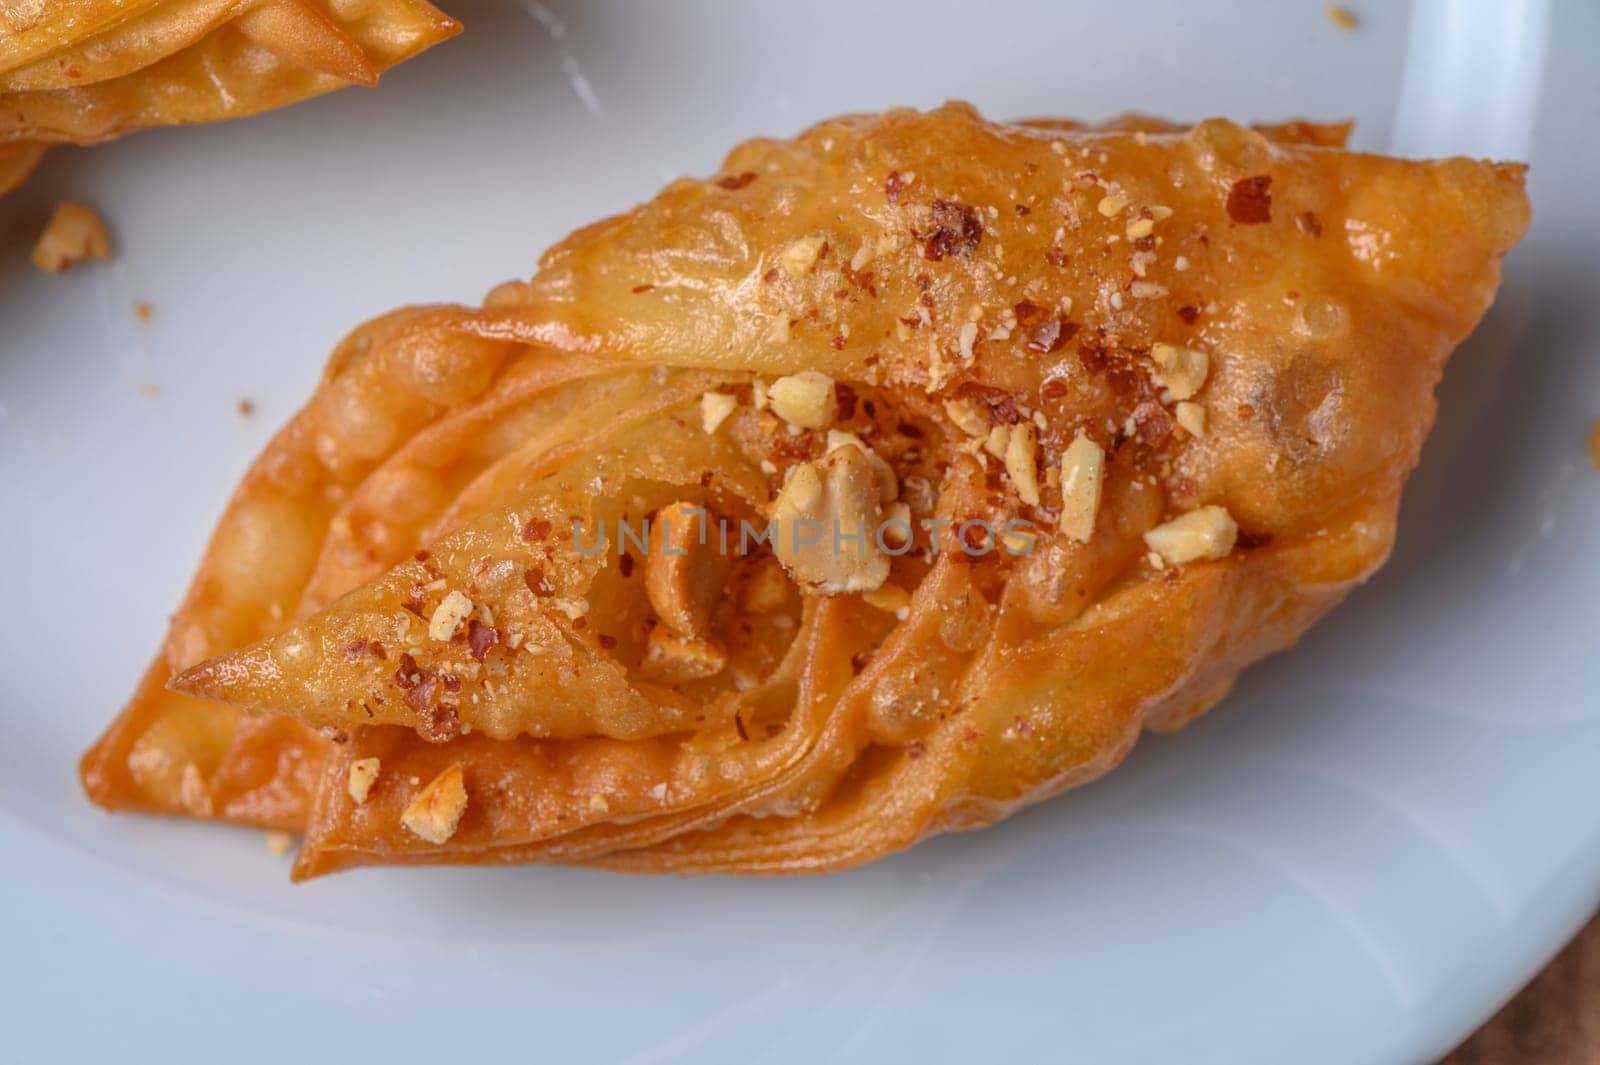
0, 0, 458, 192
85, 104, 1529, 876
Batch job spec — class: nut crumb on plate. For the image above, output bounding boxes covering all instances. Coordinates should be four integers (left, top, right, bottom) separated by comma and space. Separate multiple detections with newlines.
31, 201, 110, 273
1325, 5, 1359, 30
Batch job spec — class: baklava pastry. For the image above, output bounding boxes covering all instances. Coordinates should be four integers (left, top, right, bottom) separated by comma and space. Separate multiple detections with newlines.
0, 0, 459, 195
83, 103, 1529, 878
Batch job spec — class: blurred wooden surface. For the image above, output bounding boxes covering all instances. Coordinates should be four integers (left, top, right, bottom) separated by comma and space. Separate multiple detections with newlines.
1444, 909, 1600, 1064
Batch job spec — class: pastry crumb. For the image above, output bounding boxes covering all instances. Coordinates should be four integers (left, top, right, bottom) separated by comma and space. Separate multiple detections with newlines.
236, 398, 255, 417
1589, 419, 1600, 470
137, 383, 159, 398
264, 830, 295, 857
347, 757, 380, 804
132, 300, 153, 322
401, 763, 467, 844
31, 201, 111, 273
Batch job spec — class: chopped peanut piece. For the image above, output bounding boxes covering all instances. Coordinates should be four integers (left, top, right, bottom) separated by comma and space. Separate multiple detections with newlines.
983, 423, 1010, 460
862, 583, 911, 613
700, 391, 737, 433
944, 398, 989, 437
1059, 433, 1105, 543
740, 561, 791, 613
1126, 217, 1155, 240
428, 589, 473, 641
1143, 505, 1238, 566
1150, 342, 1210, 400
1175, 401, 1207, 437
1004, 422, 1041, 505
401, 763, 468, 844
882, 500, 913, 546
752, 378, 770, 410
645, 501, 729, 638
1096, 193, 1129, 217
641, 627, 728, 683
769, 371, 837, 428
1004, 530, 1036, 557
770, 444, 889, 594
779, 233, 826, 277
825, 429, 898, 502
31, 201, 110, 273
347, 757, 380, 804
264, 831, 295, 857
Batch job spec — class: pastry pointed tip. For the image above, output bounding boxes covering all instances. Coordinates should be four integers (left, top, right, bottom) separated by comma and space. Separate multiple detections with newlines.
167, 651, 249, 706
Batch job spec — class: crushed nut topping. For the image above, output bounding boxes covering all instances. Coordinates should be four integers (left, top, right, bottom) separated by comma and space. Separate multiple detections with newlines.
401, 763, 468, 844
1226, 175, 1273, 225
882, 500, 913, 546
862, 583, 911, 613
770, 444, 889, 594
347, 757, 381, 804
1150, 342, 1211, 400
645, 501, 729, 639
1004, 421, 1041, 506
958, 320, 979, 361
1143, 505, 1239, 565
428, 589, 474, 641
1096, 193, 1129, 217
769, 370, 837, 429
31, 201, 111, 273
701, 391, 737, 433
1059, 433, 1106, 543
779, 233, 826, 276
1175, 401, 1207, 437
826, 429, 898, 501
973, 424, 1003, 462
944, 398, 990, 438
641, 627, 728, 683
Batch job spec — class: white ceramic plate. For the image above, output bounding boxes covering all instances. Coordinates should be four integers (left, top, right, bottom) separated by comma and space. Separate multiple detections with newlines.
3, 2, 1596, 1061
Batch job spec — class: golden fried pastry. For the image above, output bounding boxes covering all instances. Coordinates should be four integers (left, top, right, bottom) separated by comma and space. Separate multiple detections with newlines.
84, 103, 1529, 879
0, 0, 458, 195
